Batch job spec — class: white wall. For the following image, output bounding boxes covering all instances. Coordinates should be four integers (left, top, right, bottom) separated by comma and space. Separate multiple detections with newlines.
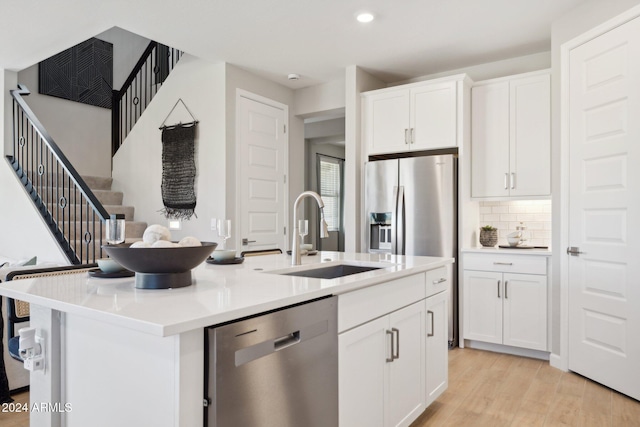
16, 28, 151, 178
0, 69, 68, 264
549, 0, 640, 358
391, 51, 551, 86
224, 64, 302, 251
294, 78, 345, 118
17, 65, 112, 177
96, 27, 150, 89
111, 55, 226, 243
345, 66, 386, 253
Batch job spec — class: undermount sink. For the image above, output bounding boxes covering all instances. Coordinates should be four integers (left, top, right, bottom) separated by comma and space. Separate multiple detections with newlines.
274, 263, 384, 280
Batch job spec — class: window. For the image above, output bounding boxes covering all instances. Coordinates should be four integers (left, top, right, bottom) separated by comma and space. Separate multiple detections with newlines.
317, 155, 343, 232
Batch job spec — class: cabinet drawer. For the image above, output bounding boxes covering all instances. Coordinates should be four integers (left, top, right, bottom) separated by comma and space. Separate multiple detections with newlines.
463, 253, 546, 275
425, 266, 448, 298
338, 273, 425, 333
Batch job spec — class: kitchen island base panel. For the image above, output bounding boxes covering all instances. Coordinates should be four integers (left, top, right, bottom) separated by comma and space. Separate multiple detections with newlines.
61, 314, 203, 427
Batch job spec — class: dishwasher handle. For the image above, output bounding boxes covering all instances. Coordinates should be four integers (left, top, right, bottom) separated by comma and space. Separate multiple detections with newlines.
274, 331, 301, 351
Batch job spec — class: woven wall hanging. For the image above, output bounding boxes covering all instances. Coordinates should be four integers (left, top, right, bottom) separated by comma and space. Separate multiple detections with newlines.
159, 99, 199, 220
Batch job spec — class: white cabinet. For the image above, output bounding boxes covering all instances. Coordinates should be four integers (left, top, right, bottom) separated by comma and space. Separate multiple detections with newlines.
462, 253, 548, 351
471, 71, 551, 198
338, 269, 450, 427
425, 290, 448, 406
363, 76, 468, 155
339, 301, 425, 427
339, 315, 387, 427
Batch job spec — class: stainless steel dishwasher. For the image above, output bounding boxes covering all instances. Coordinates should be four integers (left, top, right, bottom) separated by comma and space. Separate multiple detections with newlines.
205, 296, 338, 427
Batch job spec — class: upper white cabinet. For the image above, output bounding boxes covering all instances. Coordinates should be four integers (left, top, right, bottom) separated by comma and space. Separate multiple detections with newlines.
363, 75, 470, 155
471, 71, 551, 198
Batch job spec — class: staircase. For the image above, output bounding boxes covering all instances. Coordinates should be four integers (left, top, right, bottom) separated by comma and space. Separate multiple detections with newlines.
67, 176, 147, 257
8, 40, 181, 264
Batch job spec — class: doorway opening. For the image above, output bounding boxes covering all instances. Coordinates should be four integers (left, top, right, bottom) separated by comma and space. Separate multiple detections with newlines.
304, 115, 345, 251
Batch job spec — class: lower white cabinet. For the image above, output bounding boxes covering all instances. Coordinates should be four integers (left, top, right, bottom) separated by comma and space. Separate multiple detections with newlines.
338, 269, 450, 427
339, 301, 425, 427
425, 290, 448, 406
463, 253, 548, 351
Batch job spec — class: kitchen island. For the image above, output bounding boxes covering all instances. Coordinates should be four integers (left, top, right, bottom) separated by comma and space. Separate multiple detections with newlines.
0, 251, 453, 427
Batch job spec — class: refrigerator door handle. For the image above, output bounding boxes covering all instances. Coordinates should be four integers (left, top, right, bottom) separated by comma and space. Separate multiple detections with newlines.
391, 186, 399, 254
396, 186, 405, 255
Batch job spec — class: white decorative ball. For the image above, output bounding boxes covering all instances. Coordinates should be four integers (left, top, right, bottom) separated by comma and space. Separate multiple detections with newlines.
178, 236, 202, 247
152, 240, 179, 248
142, 224, 172, 244
130, 241, 150, 248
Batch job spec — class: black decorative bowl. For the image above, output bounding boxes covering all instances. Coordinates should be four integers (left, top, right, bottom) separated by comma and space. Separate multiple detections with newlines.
102, 242, 217, 289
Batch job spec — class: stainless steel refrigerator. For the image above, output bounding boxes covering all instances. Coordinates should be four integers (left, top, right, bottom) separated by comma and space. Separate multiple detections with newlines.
365, 152, 458, 348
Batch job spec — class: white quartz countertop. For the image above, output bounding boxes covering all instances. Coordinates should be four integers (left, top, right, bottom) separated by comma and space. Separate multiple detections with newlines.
0, 251, 452, 337
462, 247, 552, 256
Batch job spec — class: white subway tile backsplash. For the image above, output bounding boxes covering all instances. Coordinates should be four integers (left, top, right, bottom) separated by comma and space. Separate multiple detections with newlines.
509, 205, 528, 214
478, 200, 552, 247
500, 214, 517, 222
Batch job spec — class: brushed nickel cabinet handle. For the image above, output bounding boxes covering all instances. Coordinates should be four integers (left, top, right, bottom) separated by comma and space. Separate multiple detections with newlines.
497, 280, 501, 298
493, 262, 513, 266
505, 281, 509, 299
404, 129, 409, 144
392, 328, 400, 360
433, 278, 447, 285
386, 329, 394, 362
427, 311, 435, 337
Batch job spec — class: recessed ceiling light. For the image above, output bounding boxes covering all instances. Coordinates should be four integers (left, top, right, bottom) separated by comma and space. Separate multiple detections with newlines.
356, 12, 375, 23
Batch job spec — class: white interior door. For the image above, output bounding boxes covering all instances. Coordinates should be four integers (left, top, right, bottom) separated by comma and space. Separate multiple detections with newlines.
238, 94, 287, 251
568, 16, 640, 401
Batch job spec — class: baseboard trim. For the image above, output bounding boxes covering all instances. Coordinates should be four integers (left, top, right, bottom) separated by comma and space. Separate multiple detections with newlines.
549, 353, 568, 371
464, 340, 550, 361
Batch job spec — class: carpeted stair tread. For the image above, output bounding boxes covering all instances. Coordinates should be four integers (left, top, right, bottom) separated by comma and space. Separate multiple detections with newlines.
80, 175, 113, 190
39, 187, 123, 206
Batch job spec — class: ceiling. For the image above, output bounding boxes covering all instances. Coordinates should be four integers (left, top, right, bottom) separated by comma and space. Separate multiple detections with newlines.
0, 0, 587, 89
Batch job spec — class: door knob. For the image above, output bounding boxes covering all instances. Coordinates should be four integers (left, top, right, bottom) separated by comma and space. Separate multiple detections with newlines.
566, 246, 584, 256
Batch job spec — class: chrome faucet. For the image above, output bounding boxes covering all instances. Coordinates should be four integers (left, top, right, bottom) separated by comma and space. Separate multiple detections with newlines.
292, 191, 329, 265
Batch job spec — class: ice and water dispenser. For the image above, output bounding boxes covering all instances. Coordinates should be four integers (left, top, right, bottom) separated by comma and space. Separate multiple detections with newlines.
369, 212, 392, 251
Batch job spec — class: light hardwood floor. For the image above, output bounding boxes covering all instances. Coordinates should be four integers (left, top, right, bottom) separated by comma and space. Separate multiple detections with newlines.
412, 347, 640, 427
1, 348, 639, 427
0, 390, 29, 427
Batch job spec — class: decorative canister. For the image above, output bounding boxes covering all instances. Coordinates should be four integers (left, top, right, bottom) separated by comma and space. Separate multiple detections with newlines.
479, 226, 498, 247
